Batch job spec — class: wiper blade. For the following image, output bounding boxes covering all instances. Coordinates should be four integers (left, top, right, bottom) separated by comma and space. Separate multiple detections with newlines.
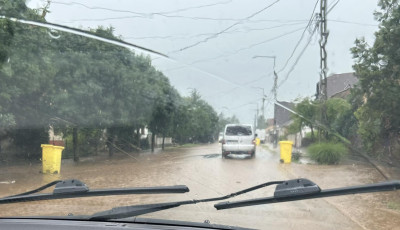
89, 180, 283, 220
0, 179, 189, 204
90, 201, 190, 220
214, 179, 400, 210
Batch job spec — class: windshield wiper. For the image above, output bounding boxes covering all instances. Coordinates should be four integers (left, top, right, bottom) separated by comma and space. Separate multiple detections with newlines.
90, 178, 400, 220
89, 180, 284, 220
215, 178, 400, 210
0, 179, 189, 204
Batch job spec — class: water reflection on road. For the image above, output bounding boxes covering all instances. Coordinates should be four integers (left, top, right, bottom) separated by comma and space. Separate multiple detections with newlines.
0, 143, 399, 229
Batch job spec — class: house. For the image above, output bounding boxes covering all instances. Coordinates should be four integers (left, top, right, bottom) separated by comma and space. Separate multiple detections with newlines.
273, 101, 306, 148
266, 118, 275, 129
268, 101, 296, 146
274, 101, 295, 128
316, 72, 358, 99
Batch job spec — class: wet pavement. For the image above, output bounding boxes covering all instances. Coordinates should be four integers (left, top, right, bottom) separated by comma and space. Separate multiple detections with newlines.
0, 143, 399, 229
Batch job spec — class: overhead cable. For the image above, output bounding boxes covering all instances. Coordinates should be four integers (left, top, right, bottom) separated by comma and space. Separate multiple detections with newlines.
175, 0, 282, 53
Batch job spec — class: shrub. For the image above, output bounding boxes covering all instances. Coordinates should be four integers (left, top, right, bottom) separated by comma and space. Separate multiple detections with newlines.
301, 137, 314, 147
307, 142, 348, 164
292, 151, 301, 162
278, 135, 287, 141
305, 131, 315, 139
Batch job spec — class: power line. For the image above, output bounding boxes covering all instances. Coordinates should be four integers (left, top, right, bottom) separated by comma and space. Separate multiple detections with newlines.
330, 19, 377, 27
162, 25, 306, 73
327, 0, 340, 14
51, 0, 233, 16
158, 0, 233, 15
154, 25, 304, 88
229, 91, 275, 111
277, 0, 319, 73
124, 21, 306, 41
51, 1, 146, 16
202, 73, 273, 99
277, 22, 318, 88
51, 1, 374, 28
57, 14, 378, 28
175, 0, 282, 53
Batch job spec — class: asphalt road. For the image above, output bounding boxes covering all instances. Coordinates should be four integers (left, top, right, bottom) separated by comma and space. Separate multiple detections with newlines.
0, 143, 399, 229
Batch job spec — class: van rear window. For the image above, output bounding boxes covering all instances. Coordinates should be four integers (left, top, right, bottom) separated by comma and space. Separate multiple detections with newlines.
225, 126, 252, 136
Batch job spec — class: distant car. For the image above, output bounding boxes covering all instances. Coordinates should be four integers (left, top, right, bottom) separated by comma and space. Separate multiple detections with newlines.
221, 124, 256, 158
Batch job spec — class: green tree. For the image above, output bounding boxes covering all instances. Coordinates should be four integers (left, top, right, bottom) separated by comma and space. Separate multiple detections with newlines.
217, 113, 240, 133
172, 90, 218, 144
288, 98, 317, 140
350, 0, 400, 154
0, 6, 57, 158
288, 98, 352, 142
149, 85, 179, 151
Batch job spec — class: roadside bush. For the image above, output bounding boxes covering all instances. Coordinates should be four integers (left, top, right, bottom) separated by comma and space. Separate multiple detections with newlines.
301, 137, 313, 147
278, 135, 287, 141
292, 151, 301, 162
305, 131, 317, 139
307, 142, 348, 164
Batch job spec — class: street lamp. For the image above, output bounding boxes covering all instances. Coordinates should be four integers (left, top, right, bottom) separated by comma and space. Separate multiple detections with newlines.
252, 55, 278, 101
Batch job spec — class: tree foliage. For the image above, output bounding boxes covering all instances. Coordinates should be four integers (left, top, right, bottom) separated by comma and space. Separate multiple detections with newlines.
217, 113, 240, 133
288, 98, 352, 141
172, 90, 219, 144
288, 98, 317, 139
0, 1, 220, 160
350, 0, 400, 153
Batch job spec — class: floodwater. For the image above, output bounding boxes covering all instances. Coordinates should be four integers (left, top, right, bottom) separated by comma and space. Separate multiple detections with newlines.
0, 143, 399, 230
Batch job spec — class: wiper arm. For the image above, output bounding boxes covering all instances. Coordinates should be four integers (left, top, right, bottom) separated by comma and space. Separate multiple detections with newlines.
215, 178, 400, 210
0, 179, 189, 204
89, 180, 283, 220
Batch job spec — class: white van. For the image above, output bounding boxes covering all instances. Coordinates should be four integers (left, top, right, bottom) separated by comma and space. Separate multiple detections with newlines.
221, 124, 256, 158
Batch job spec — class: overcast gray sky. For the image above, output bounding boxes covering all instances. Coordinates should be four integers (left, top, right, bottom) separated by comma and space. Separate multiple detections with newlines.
27, 0, 379, 123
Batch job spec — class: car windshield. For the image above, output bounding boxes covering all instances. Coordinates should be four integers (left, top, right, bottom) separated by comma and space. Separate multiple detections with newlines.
1, 0, 400, 229
225, 126, 252, 136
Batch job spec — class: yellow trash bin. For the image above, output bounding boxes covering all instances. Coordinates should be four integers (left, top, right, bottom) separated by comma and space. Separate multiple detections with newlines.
279, 141, 293, 163
41, 144, 64, 174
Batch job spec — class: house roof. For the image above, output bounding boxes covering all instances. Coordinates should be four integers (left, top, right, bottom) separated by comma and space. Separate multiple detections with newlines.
317, 72, 358, 98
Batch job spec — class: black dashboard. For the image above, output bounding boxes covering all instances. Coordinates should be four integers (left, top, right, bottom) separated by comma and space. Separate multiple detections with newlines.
0, 218, 251, 230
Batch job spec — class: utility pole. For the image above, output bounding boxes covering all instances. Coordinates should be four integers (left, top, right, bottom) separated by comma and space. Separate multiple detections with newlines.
251, 103, 259, 129
252, 55, 278, 100
252, 87, 266, 118
319, 0, 328, 101
319, 0, 329, 139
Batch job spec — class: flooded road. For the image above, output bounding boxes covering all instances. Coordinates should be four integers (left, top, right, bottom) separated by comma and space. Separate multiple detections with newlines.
0, 143, 399, 229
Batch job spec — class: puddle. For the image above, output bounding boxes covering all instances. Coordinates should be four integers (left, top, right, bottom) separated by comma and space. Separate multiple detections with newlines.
202, 153, 221, 158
